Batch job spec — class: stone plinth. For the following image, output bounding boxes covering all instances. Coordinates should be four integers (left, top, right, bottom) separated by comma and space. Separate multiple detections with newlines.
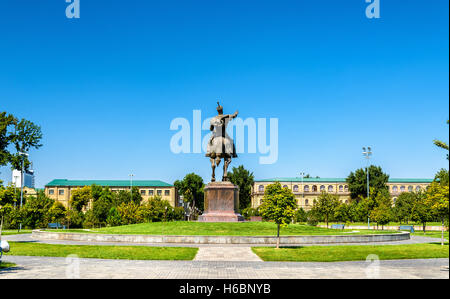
198, 181, 244, 222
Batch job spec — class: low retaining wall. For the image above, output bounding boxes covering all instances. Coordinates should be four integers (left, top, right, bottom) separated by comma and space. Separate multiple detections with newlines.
32, 230, 410, 245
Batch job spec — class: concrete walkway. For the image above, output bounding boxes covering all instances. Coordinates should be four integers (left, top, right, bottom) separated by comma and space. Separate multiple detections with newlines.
194, 246, 262, 261
1, 256, 448, 279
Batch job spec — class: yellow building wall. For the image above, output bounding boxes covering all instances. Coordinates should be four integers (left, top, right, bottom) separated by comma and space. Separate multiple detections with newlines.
251, 181, 431, 210
45, 186, 177, 209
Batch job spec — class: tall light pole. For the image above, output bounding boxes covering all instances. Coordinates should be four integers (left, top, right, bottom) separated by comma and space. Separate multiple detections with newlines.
129, 174, 134, 202
18, 152, 29, 232
362, 147, 372, 229
299, 172, 305, 206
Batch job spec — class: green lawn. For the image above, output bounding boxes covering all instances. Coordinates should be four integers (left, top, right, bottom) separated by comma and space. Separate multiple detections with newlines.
252, 243, 449, 262
7, 242, 198, 261
1, 229, 33, 236
0, 262, 16, 269
50, 222, 397, 236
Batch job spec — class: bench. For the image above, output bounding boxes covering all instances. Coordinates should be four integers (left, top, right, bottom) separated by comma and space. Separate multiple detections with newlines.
331, 224, 345, 230
399, 225, 414, 233
48, 223, 66, 229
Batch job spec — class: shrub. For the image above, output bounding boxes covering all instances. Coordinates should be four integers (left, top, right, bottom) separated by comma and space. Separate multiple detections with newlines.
306, 210, 320, 226
241, 207, 260, 220
294, 207, 307, 223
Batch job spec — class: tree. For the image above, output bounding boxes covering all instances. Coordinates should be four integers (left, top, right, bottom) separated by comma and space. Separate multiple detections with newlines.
370, 203, 392, 230
65, 209, 84, 229
92, 197, 112, 227
174, 173, 204, 219
70, 186, 92, 212
346, 165, 389, 200
117, 202, 141, 225
411, 191, 432, 233
311, 192, 340, 228
106, 207, 122, 226
0, 185, 19, 206
9, 118, 43, 171
227, 165, 254, 210
393, 192, 415, 224
426, 181, 449, 245
259, 182, 297, 248
47, 202, 66, 224
0, 112, 16, 168
434, 168, 449, 187
334, 203, 351, 225
433, 120, 449, 160
21, 191, 54, 228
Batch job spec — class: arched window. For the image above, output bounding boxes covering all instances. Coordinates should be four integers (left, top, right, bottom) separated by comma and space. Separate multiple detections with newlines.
304, 185, 310, 192
258, 185, 264, 192
305, 199, 309, 205
344, 185, 349, 192
283, 185, 288, 189
293, 185, 299, 192
345, 200, 349, 204
408, 186, 413, 192
392, 186, 398, 192
320, 185, 325, 192
328, 185, 334, 192
400, 186, 405, 192
312, 185, 318, 192
339, 185, 344, 192
416, 186, 421, 192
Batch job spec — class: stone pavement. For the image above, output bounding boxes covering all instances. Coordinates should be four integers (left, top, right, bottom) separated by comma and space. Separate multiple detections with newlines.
194, 246, 262, 261
2, 233, 448, 279
1, 256, 448, 279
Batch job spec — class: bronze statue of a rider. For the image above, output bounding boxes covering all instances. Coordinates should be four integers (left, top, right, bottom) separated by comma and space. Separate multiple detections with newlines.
205, 102, 238, 182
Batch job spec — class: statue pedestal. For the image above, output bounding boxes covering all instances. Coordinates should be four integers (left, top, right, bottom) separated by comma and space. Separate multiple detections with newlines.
198, 181, 244, 222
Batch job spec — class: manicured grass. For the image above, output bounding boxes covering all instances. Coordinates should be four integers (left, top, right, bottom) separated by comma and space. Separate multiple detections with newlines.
7, 242, 198, 261
252, 243, 449, 262
50, 222, 397, 236
0, 262, 16, 269
1, 229, 33, 236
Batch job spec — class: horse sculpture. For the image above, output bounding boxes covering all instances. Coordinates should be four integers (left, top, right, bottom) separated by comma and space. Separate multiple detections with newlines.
205, 102, 238, 182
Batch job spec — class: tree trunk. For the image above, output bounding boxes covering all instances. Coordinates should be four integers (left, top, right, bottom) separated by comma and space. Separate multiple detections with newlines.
276, 224, 280, 249
423, 223, 426, 234
441, 218, 445, 246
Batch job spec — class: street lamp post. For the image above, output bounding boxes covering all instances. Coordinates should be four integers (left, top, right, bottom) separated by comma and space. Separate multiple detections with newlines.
129, 174, 134, 202
18, 152, 29, 232
362, 147, 372, 229
299, 172, 305, 206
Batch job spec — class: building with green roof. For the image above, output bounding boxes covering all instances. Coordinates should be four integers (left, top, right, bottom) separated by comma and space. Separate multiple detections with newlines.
45, 179, 176, 208
252, 177, 433, 210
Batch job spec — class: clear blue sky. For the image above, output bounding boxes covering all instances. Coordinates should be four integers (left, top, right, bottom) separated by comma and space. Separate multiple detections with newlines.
0, 0, 448, 188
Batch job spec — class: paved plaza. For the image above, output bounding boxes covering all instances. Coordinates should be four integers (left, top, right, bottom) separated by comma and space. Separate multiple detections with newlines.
1, 233, 448, 279
1, 256, 448, 279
